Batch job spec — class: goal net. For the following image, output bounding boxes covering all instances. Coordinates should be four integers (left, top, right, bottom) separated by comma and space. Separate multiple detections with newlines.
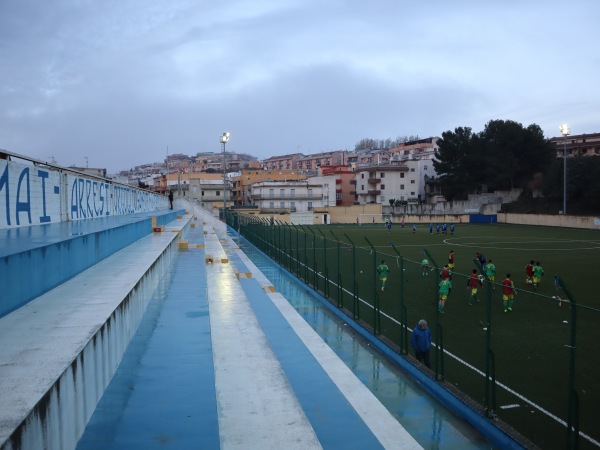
358, 214, 393, 226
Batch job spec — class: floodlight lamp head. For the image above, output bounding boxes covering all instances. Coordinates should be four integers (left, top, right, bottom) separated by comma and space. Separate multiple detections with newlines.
220, 132, 230, 144
559, 124, 570, 136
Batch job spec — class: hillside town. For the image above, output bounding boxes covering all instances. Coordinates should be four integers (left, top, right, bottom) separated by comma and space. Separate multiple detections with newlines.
74, 132, 600, 219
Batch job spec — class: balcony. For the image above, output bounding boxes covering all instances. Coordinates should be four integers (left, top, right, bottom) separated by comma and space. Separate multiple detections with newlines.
367, 178, 381, 185
349, 191, 356, 195
335, 179, 342, 184
349, 180, 357, 185
251, 193, 323, 200
367, 190, 381, 195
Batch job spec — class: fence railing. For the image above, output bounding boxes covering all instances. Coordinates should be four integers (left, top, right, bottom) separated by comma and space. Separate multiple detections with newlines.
225, 211, 598, 450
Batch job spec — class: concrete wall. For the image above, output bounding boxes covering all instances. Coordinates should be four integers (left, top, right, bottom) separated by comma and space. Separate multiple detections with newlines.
498, 213, 600, 229
0, 159, 169, 229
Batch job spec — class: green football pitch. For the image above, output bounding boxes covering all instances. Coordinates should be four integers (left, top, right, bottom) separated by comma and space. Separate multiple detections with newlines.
237, 218, 600, 449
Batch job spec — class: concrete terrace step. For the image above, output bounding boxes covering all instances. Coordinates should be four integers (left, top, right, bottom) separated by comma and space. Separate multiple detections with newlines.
77, 215, 220, 449
0, 213, 193, 450
0, 209, 186, 318
197, 205, 421, 449
213, 221, 420, 449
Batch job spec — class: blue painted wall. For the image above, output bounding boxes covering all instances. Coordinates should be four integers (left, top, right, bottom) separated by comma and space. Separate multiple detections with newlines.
469, 214, 497, 223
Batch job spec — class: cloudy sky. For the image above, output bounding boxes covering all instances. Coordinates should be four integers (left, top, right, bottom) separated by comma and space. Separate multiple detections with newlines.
1, 1, 599, 173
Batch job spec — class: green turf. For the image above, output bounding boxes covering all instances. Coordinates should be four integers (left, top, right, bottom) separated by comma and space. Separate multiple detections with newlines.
238, 218, 600, 449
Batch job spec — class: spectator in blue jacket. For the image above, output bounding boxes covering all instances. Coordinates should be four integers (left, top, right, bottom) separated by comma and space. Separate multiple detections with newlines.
410, 319, 432, 368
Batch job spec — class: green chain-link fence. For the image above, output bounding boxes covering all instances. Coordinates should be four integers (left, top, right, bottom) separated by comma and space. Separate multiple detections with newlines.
227, 212, 598, 450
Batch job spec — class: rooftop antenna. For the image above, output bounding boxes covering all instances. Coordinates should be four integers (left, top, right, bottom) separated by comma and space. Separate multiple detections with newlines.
47, 156, 56, 164
84, 156, 89, 168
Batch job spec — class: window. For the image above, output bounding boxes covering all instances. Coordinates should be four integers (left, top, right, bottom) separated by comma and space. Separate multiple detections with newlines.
217, 191, 221, 196
202, 190, 205, 196
400, 184, 405, 189
280, 189, 285, 197
411, 180, 415, 184
380, 184, 385, 190
381, 173, 385, 178
291, 188, 295, 198
280, 201, 285, 208
336, 192, 341, 200
308, 188, 313, 196
361, 173, 365, 179
308, 202, 313, 211
424, 166, 428, 171
269, 201, 274, 208
401, 173, 405, 178
361, 185, 365, 190
381, 195, 385, 202
411, 192, 415, 196
269, 189, 274, 198
291, 201, 296, 209
410, 168, 415, 172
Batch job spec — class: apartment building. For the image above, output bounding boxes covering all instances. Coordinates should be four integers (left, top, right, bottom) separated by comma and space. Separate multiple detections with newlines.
388, 137, 439, 162
346, 149, 391, 170
188, 178, 233, 213
297, 150, 347, 171
231, 169, 309, 206
250, 176, 336, 213
319, 165, 356, 206
549, 132, 600, 157
261, 153, 303, 170
354, 159, 436, 205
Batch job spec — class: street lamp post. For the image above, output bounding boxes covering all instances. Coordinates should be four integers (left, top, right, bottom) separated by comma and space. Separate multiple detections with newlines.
559, 124, 569, 215
220, 132, 230, 220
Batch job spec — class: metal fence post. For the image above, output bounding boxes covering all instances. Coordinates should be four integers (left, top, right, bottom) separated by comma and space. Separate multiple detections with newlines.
344, 233, 359, 320
555, 275, 579, 450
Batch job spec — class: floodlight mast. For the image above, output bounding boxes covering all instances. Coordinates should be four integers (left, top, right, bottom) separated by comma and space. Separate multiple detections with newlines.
559, 124, 569, 216
220, 132, 230, 220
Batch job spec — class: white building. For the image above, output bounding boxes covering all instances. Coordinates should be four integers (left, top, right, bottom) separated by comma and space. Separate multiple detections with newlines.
251, 176, 336, 213
189, 179, 232, 213
354, 159, 436, 205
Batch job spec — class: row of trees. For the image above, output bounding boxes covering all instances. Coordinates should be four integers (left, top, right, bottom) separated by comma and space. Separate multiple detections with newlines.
354, 136, 420, 151
432, 120, 555, 200
357, 120, 600, 213
432, 119, 600, 213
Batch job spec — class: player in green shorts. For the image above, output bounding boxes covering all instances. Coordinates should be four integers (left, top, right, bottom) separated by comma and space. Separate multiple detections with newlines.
438, 279, 452, 314
377, 259, 389, 292
533, 262, 544, 288
485, 259, 496, 282
502, 273, 517, 312
421, 258, 430, 276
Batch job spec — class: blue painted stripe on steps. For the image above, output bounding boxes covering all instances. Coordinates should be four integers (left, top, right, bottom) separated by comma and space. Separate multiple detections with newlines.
237, 277, 384, 450
77, 248, 219, 450
216, 236, 251, 273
